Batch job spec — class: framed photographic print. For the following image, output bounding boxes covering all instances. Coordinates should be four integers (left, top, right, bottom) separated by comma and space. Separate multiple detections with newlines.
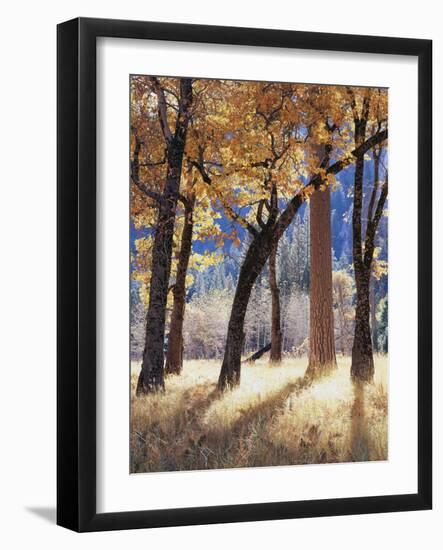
57, 17, 432, 532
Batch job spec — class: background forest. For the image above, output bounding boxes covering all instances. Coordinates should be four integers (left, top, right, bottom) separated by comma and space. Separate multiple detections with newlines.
131, 176, 388, 363
129, 76, 388, 472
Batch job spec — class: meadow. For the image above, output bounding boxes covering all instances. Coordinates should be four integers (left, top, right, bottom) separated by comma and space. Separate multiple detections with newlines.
130, 356, 388, 473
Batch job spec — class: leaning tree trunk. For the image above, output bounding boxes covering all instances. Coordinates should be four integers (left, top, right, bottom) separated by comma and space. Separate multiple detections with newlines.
269, 239, 282, 363
137, 78, 193, 395
218, 231, 274, 391
165, 194, 195, 375
306, 185, 337, 378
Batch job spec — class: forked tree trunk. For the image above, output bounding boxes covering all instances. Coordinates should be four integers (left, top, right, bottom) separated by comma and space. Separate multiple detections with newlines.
269, 240, 282, 363
350, 117, 374, 381
137, 78, 193, 395
165, 194, 195, 375
306, 185, 337, 378
350, 142, 374, 380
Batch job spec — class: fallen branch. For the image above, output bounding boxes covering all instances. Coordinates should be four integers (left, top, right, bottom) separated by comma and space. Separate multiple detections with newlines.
243, 343, 271, 363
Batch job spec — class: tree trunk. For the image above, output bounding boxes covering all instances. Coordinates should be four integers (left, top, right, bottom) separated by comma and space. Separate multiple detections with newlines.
337, 284, 346, 355
370, 277, 378, 353
137, 78, 193, 395
352, 266, 374, 381
269, 239, 282, 363
306, 185, 337, 378
218, 231, 274, 390
350, 116, 374, 382
165, 194, 196, 375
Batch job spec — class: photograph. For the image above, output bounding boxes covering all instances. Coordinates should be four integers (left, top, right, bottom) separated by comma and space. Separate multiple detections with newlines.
129, 75, 389, 473
0, 0, 436, 543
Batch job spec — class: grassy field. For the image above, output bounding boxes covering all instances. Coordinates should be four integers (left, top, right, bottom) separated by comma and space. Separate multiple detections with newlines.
130, 356, 388, 473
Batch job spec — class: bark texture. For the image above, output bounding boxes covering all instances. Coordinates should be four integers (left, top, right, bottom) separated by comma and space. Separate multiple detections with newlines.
350, 112, 374, 382
136, 78, 193, 395
269, 240, 282, 363
306, 185, 337, 378
165, 194, 196, 375
349, 97, 388, 382
218, 230, 275, 390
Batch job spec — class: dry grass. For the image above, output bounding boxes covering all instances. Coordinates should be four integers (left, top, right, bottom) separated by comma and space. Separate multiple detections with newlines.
130, 356, 388, 473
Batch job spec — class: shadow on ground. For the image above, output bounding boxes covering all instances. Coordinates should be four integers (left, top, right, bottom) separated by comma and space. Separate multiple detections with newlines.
350, 381, 370, 461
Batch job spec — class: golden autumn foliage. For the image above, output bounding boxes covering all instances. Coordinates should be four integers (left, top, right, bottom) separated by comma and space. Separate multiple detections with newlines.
130, 74, 389, 469
131, 77, 388, 246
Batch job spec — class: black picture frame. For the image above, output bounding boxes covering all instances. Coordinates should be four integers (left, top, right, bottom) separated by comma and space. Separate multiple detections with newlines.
57, 17, 432, 532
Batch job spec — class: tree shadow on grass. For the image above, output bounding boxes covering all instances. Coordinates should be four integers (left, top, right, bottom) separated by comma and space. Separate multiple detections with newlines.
201, 376, 312, 468
131, 382, 223, 472
132, 376, 319, 472
181, 383, 221, 426
350, 380, 370, 461
230, 377, 311, 437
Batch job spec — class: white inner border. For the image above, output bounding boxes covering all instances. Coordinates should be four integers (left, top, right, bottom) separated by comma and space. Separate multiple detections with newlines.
96, 37, 418, 514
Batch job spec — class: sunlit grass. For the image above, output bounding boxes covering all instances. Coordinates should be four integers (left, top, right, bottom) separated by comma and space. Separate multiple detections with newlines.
130, 355, 388, 473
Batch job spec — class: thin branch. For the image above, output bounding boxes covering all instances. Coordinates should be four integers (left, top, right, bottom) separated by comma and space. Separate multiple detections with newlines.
139, 149, 167, 168
256, 200, 266, 228
346, 87, 359, 121
130, 128, 163, 204
363, 174, 388, 270
131, 176, 163, 204
191, 158, 258, 236
366, 147, 381, 226
372, 175, 388, 230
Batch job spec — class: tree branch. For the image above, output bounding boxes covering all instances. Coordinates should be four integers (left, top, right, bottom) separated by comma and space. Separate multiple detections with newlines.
139, 149, 167, 168
191, 157, 258, 236
256, 199, 266, 228
148, 76, 173, 143
130, 128, 163, 204
363, 175, 388, 270
275, 128, 388, 239
366, 147, 381, 229
131, 176, 163, 204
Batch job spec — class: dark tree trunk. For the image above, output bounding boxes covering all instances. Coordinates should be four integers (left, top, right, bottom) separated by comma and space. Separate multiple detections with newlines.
218, 230, 275, 391
137, 78, 193, 395
350, 109, 388, 382
350, 112, 374, 381
306, 185, 337, 378
350, 118, 373, 382
165, 194, 195, 375
269, 239, 282, 363
370, 277, 378, 352
352, 266, 374, 381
